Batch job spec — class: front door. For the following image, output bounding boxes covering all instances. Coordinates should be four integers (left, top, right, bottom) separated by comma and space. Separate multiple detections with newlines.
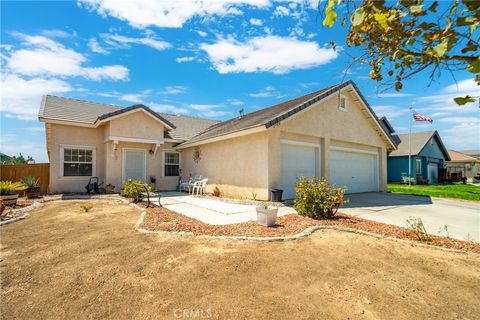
427, 163, 438, 184
123, 149, 146, 183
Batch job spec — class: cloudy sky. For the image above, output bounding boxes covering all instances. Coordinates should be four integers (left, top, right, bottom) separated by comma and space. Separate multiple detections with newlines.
1, 0, 478, 162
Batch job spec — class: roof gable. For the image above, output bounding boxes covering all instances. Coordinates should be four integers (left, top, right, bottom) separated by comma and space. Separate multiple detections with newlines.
179, 80, 396, 149
95, 104, 175, 130
448, 149, 479, 162
389, 131, 451, 160
38, 95, 218, 140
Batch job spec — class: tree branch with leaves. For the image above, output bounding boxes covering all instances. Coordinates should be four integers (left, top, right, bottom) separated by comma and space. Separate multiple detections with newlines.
322, 0, 479, 105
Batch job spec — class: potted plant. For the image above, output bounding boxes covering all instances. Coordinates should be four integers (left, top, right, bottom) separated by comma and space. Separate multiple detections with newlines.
255, 205, 278, 227
21, 176, 41, 198
0, 181, 27, 205
213, 186, 221, 197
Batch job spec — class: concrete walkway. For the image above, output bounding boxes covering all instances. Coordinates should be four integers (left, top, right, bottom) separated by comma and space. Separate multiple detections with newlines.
147, 192, 296, 225
340, 192, 480, 243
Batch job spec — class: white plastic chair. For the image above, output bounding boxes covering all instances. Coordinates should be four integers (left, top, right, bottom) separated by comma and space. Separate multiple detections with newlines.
192, 178, 208, 195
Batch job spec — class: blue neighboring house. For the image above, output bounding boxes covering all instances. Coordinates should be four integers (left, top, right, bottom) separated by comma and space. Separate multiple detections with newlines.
387, 130, 451, 184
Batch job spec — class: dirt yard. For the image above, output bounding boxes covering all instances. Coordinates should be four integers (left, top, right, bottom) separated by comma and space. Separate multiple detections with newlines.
1, 199, 479, 320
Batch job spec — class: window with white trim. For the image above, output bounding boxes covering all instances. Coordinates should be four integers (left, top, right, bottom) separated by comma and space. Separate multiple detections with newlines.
415, 158, 422, 174
164, 152, 180, 176
63, 148, 93, 176
339, 95, 347, 111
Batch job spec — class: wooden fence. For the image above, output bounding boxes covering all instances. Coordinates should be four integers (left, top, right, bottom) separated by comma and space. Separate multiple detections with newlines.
0, 163, 50, 194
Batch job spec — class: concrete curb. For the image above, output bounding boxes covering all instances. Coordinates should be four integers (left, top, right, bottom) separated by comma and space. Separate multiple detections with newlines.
0, 201, 43, 226
134, 211, 478, 256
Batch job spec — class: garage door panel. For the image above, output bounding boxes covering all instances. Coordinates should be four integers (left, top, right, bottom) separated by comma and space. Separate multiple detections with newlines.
280, 143, 318, 199
329, 149, 378, 194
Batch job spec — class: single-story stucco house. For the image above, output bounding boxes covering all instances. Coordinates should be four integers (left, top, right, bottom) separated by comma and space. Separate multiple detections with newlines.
387, 131, 450, 184
39, 80, 397, 200
446, 149, 480, 182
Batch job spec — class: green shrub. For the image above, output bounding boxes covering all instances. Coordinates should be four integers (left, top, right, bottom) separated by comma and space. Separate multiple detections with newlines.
294, 177, 346, 219
0, 181, 27, 195
122, 179, 151, 199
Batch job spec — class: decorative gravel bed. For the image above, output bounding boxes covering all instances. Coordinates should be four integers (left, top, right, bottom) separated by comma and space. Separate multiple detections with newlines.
139, 205, 480, 253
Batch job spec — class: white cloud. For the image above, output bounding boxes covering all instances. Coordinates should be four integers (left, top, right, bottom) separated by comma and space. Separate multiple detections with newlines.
150, 103, 189, 115
415, 78, 479, 105
228, 98, 244, 105
371, 105, 410, 120
196, 30, 208, 37
119, 91, 150, 104
6, 33, 128, 81
273, 5, 290, 16
176, 56, 195, 63
190, 104, 231, 118
0, 134, 48, 163
200, 36, 338, 74
441, 122, 480, 150
375, 92, 414, 98
78, 0, 271, 28
101, 33, 171, 51
249, 18, 263, 26
1, 74, 73, 120
88, 37, 109, 54
437, 117, 480, 124
161, 86, 187, 95
40, 29, 72, 38
443, 78, 478, 93
249, 85, 284, 98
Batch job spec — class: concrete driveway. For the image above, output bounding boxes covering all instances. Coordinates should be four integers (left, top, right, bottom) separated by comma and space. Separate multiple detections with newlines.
340, 193, 480, 243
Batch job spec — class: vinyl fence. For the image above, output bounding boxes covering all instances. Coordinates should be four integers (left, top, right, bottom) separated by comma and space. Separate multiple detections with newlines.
0, 163, 50, 194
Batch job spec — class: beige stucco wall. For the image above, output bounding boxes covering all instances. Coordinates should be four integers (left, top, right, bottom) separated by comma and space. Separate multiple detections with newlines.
106, 111, 165, 141
181, 132, 270, 200
48, 124, 106, 193
268, 90, 390, 192
179, 89, 391, 200
47, 111, 174, 193
104, 141, 178, 192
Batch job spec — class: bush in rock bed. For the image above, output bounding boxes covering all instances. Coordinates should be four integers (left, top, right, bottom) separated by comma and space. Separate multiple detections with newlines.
122, 179, 152, 199
294, 177, 347, 219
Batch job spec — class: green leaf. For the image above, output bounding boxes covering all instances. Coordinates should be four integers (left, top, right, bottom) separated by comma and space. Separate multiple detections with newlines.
352, 7, 365, 26
467, 59, 480, 73
433, 38, 448, 57
323, 0, 337, 28
374, 13, 388, 30
409, 5, 423, 15
453, 96, 476, 105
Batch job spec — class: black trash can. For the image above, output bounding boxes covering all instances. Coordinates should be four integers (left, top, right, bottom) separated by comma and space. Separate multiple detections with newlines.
270, 188, 283, 202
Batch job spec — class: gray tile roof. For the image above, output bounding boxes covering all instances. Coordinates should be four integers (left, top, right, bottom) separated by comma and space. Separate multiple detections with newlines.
182, 80, 396, 148
182, 84, 339, 145
389, 131, 450, 160
39, 95, 219, 141
39, 95, 120, 124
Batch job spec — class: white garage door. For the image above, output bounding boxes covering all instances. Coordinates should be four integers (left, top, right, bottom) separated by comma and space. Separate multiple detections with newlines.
329, 149, 378, 194
280, 143, 318, 199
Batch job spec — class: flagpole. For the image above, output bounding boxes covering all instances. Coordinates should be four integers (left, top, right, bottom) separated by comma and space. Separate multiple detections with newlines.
408, 107, 412, 186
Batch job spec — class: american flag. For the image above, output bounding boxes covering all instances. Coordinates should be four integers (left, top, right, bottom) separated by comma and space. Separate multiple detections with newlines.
413, 111, 433, 123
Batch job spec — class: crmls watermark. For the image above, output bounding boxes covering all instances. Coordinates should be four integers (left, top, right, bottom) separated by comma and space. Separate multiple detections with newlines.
173, 308, 213, 319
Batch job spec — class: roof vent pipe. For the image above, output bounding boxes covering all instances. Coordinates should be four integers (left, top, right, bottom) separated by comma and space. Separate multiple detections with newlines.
238, 108, 244, 119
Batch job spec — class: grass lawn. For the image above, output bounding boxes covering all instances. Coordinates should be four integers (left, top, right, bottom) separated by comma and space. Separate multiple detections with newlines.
388, 183, 480, 201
